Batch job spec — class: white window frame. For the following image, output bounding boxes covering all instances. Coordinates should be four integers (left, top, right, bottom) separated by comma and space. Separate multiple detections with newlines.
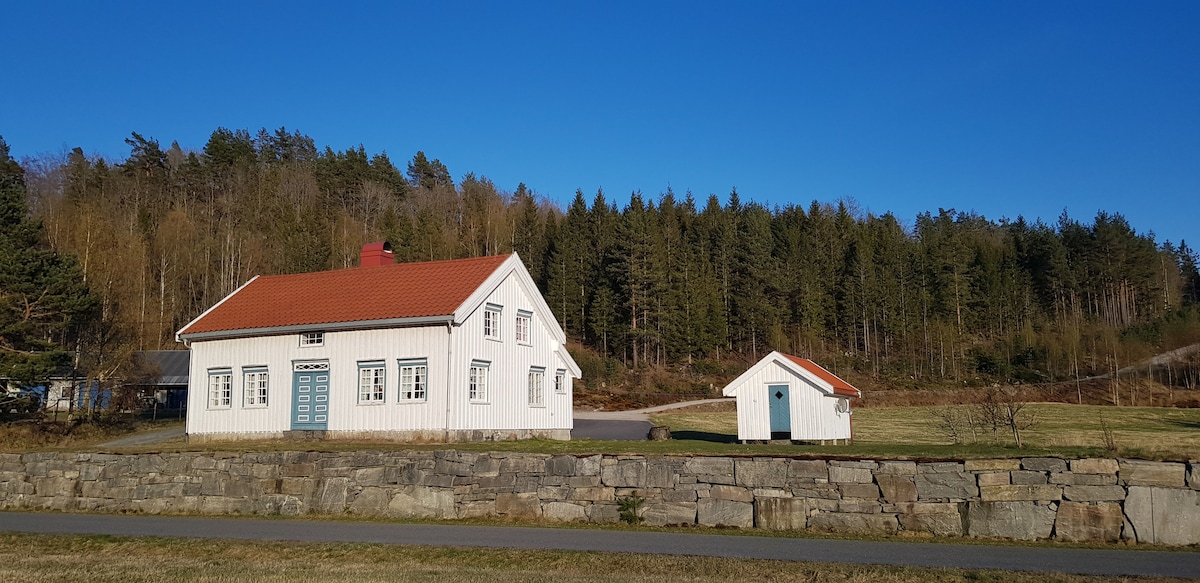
398, 359, 428, 402
483, 304, 502, 341
207, 369, 232, 409
300, 331, 324, 347
358, 361, 386, 404
528, 367, 545, 407
469, 360, 490, 403
555, 369, 567, 394
243, 366, 269, 407
515, 310, 532, 345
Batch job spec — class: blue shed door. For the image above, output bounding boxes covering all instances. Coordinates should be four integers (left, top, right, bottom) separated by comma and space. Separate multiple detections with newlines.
292, 362, 329, 430
768, 384, 790, 433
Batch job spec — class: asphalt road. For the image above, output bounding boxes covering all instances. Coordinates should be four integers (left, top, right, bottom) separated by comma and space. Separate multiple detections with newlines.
570, 418, 653, 440
3, 512, 1197, 578
570, 398, 732, 440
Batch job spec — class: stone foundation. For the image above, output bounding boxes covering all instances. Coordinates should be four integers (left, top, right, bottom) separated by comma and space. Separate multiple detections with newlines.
1, 452, 1196, 545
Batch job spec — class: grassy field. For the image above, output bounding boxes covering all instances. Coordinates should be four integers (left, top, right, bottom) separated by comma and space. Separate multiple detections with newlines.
648, 404, 1200, 460
0, 417, 183, 450
0, 533, 1189, 583
853, 404, 1200, 450
4, 404, 1198, 460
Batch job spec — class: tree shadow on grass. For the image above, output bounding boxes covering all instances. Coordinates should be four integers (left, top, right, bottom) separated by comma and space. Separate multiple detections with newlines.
1163, 419, 1200, 429
670, 430, 738, 444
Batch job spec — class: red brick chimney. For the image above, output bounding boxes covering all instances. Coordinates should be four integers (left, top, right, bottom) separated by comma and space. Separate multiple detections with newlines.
360, 241, 394, 267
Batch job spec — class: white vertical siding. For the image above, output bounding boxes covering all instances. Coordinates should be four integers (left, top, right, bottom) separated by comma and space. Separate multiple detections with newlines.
450, 271, 573, 433
186, 325, 450, 436
323, 327, 451, 433
732, 361, 851, 441
186, 269, 573, 438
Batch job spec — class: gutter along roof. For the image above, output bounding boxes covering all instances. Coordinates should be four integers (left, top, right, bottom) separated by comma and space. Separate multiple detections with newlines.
177, 255, 511, 340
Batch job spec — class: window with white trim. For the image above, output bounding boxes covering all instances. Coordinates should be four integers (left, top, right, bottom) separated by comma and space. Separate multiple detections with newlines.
469, 360, 489, 402
358, 361, 386, 403
555, 370, 567, 394
528, 367, 545, 407
483, 304, 502, 340
300, 331, 324, 347
515, 310, 532, 345
207, 369, 232, 409
243, 367, 269, 407
398, 359, 427, 402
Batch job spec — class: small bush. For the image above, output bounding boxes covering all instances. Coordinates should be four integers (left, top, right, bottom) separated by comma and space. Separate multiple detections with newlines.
616, 492, 645, 524
1099, 415, 1118, 455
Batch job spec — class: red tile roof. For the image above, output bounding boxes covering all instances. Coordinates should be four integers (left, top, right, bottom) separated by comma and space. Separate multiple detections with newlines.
782, 354, 861, 398
179, 254, 510, 338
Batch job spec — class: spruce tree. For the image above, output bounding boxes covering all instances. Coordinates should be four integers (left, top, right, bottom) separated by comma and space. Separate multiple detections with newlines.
0, 137, 96, 387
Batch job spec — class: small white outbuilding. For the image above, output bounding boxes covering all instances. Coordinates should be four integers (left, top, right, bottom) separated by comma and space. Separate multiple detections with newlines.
722, 351, 861, 443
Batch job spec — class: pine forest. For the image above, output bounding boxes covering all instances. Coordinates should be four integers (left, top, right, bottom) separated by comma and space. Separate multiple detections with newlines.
4, 129, 1200, 409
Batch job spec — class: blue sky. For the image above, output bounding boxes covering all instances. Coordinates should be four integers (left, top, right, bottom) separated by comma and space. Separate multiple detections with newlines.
3, 1, 1197, 247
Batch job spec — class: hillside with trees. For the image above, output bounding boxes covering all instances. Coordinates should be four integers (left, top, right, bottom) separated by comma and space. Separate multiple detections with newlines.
6, 129, 1200, 410
0, 138, 96, 416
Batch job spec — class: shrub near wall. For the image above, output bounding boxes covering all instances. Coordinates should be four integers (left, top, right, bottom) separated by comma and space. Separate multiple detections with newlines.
1, 451, 1198, 545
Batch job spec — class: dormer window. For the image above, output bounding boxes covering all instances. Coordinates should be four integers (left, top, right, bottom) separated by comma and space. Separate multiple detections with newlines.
483, 304, 502, 340
300, 332, 324, 347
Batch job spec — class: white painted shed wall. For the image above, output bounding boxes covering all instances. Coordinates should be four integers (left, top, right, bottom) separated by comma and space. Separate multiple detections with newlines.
44, 380, 74, 412
731, 360, 851, 441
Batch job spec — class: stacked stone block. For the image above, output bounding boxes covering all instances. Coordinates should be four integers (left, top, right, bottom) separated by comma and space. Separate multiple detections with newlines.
1, 451, 1197, 545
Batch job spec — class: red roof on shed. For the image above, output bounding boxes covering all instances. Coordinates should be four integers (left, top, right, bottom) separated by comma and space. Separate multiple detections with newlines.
178, 254, 510, 337
782, 354, 861, 398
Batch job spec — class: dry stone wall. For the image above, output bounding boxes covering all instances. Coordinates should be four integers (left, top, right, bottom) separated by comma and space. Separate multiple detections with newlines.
1, 451, 1197, 545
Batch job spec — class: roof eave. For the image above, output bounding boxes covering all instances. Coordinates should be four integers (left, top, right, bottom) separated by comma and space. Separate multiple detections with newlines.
557, 348, 583, 378
177, 315, 455, 342
176, 275, 260, 342
722, 351, 786, 396
453, 254, 570, 344
724, 351, 863, 399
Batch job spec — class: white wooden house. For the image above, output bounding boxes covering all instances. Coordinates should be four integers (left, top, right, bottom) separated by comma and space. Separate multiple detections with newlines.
722, 351, 860, 443
176, 243, 580, 442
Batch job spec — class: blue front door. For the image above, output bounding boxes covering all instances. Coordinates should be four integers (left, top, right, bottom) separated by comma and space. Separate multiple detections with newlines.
292, 363, 329, 430
768, 384, 790, 433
